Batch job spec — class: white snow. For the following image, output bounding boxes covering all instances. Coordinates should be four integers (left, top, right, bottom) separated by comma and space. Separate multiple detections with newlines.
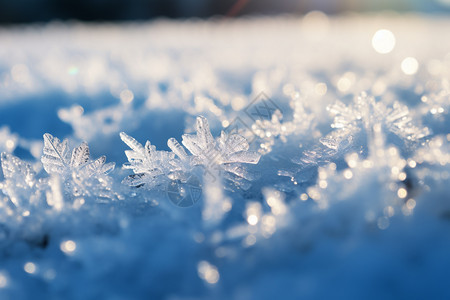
0, 13, 449, 299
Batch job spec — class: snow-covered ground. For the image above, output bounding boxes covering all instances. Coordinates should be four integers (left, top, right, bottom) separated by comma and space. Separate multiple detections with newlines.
0, 13, 449, 299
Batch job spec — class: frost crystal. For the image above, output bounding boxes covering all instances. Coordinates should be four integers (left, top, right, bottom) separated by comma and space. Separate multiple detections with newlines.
42, 133, 114, 178
41, 133, 115, 199
121, 116, 261, 192
120, 132, 188, 189
2, 17, 450, 299
252, 110, 291, 153
293, 92, 429, 181
181, 116, 260, 190
0, 153, 39, 208
41, 133, 72, 175
307, 125, 410, 219
251, 95, 314, 154
327, 92, 430, 144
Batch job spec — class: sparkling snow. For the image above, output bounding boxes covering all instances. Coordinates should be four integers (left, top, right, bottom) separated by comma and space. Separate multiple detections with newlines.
0, 13, 449, 299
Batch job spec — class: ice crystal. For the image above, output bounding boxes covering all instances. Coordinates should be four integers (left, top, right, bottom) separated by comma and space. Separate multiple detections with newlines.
252, 110, 292, 154
42, 133, 114, 177
251, 95, 314, 154
2, 16, 450, 300
180, 116, 260, 190
0, 153, 40, 209
327, 92, 430, 145
295, 133, 358, 166
121, 116, 261, 192
120, 132, 188, 189
307, 125, 410, 220
291, 92, 429, 186
41, 133, 115, 200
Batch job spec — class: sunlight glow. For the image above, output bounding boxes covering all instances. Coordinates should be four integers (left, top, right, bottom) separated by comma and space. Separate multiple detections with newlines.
401, 57, 419, 75
372, 29, 396, 54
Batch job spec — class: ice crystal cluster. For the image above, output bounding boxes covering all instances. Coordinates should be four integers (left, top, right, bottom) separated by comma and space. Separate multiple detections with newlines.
121, 115, 260, 192
0, 14, 450, 300
41, 133, 116, 200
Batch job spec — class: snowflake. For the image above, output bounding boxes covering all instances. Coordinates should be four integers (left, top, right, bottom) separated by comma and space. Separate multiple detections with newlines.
180, 115, 261, 189
327, 92, 430, 144
120, 132, 188, 189
41, 133, 116, 200
121, 116, 261, 192
290, 92, 429, 187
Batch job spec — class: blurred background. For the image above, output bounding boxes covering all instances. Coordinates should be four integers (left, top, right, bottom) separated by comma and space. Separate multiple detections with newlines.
1, 0, 450, 24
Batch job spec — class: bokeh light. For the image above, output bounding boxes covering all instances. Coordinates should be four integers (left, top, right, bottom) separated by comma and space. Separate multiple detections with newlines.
372, 29, 396, 54
401, 57, 419, 75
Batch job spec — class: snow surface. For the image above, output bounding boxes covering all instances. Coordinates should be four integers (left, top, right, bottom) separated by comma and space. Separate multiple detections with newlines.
0, 13, 449, 299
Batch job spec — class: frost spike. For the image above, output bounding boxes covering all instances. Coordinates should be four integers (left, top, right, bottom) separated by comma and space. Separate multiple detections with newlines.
196, 116, 214, 147
124, 150, 143, 163
120, 132, 145, 156
145, 141, 157, 159
168, 138, 188, 161
182, 134, 204, 156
